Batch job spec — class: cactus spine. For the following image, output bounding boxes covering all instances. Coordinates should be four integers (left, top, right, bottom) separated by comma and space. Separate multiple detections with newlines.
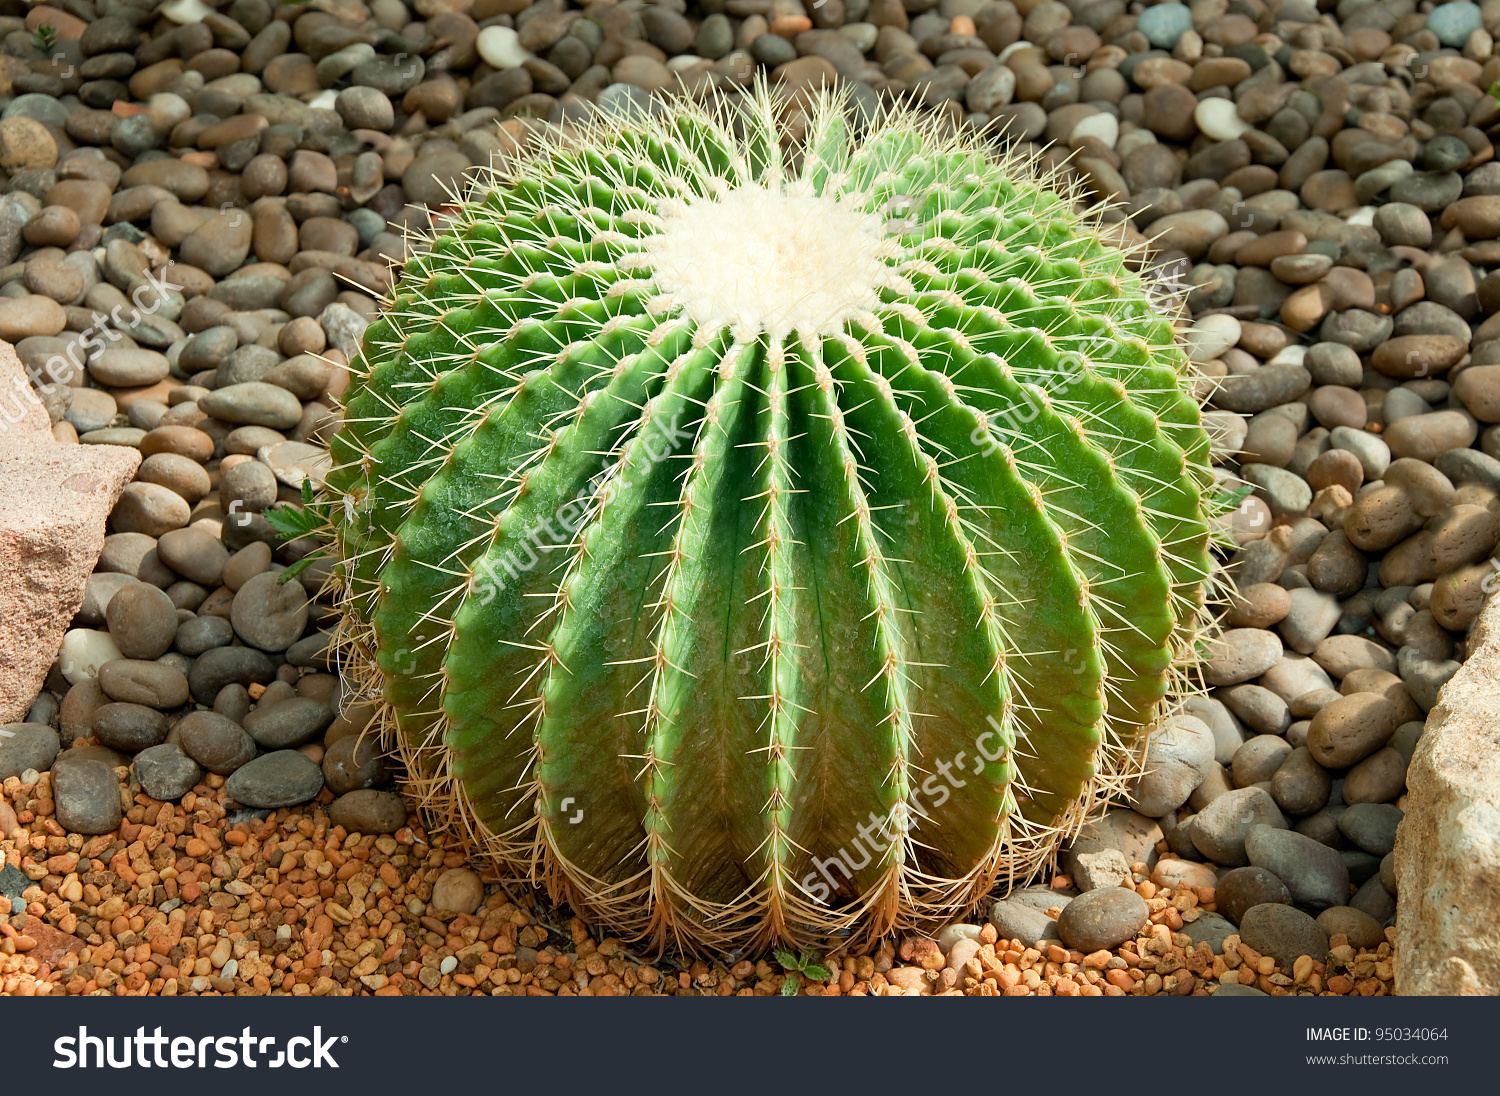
329, 86, 1221, 952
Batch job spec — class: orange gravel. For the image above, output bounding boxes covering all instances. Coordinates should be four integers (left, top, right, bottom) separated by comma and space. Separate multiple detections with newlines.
1, 766, 1396, 997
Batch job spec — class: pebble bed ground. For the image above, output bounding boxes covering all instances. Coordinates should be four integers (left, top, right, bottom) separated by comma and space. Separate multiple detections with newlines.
0, 0, 1495, 996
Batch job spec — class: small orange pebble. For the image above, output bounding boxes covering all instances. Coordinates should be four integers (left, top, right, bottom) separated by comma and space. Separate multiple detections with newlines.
27, 6, 87, 38
769, 14, 812, 35
180, 151, 218, 169
248, 683, 267, 700
949, 15, 975, 35
112, 100, 149, 117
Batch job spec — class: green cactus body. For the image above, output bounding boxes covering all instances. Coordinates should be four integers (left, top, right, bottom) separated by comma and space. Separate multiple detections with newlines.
329, 89, 1218, 951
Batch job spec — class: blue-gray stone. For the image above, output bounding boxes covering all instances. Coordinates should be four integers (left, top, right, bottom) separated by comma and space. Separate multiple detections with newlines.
1214, 982, 1269, 995
346, 208, 385, 249
225, 750, 324, 809
595, 83, 658, 123
2, 93, 70, 126
1429, 1, 1482, 47
1138, 3, 1194, 48
133, 743, 202, 803
0, 723, 60, 781
1182, 910, 1238, 953
0, 863, 28, 901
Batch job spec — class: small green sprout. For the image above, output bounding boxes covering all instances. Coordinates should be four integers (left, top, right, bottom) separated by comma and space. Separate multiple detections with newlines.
774, 948, 831, 996
263, 478, 334, 583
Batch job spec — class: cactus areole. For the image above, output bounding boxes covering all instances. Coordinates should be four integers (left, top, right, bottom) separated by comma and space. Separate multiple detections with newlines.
329, 87, 1219, 952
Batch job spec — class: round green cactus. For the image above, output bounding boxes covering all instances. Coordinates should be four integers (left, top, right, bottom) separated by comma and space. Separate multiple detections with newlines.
328, 87, 1219, 952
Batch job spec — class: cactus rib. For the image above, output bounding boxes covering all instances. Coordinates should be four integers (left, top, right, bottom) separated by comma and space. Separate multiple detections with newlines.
330, 83, 1219, 952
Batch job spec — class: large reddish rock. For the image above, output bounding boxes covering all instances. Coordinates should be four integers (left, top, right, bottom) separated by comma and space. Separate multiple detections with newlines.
19, 914, 86, 966
0, 340, 138, 721
1395, 591, 1500, 995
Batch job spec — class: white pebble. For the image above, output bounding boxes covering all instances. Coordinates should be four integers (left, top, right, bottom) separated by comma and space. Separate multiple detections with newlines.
478, 25, 534, 69
1330, 425, 1391, 480
307, 90, 339, 111
439, 956, 457, 975
220, 959, 238, 981
1193, 97, 1250, 142
1267, 345, 1307, 367
665, 54, 706, 71
161, 0, 214, 22
148, 93, 191, 131
1071, 112, 1118, 149
59, 628, 124, 685
1345, 206, 1377, 226
1184, 313, 1242, 364
1203, 410, 1248, 459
